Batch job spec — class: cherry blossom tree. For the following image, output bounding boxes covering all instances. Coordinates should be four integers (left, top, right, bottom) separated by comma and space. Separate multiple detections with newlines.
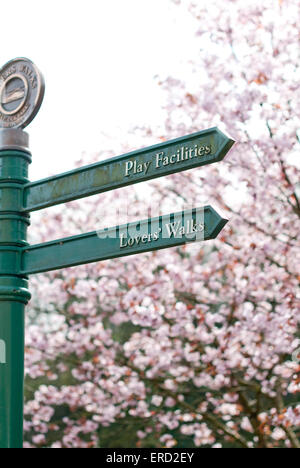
24, 0, 299, 448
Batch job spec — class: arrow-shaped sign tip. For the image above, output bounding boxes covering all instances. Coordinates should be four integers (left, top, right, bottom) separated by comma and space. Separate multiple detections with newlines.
211, 217, 228, 239
215, 128, 236, 161
205, 205, 229, 239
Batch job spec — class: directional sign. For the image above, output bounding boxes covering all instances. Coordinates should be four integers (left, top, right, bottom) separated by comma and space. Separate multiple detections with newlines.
21, 206, 227, 275
23, 127, 234, 212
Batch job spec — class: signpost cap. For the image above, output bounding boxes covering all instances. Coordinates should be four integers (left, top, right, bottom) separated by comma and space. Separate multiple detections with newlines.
0, 57, 45, 130
0, 128, 29, 153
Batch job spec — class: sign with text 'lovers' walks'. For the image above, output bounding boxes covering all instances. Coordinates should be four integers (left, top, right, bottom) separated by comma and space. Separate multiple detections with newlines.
23, 127, 234, 212
21, 206, 227, 275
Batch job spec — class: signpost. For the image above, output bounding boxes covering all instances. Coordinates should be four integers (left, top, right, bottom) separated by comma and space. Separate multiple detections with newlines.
0, 58, 235, 448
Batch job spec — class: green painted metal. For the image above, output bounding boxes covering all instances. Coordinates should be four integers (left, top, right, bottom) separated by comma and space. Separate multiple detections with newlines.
23, 128, 234, 212
21, 206, 227, 275
0, 150, 31, 449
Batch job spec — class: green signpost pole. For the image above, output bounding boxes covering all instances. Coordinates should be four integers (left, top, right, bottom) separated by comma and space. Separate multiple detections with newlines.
0, 130, 31, 448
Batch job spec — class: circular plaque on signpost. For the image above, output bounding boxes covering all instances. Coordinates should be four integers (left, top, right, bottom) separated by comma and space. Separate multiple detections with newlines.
0, 58, 45, 129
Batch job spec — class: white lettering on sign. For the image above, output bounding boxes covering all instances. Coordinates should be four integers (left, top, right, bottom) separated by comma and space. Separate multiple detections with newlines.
120, 220, 205, 249
125, 160, 151, 177
165, 220, 205, 238
0, 339, 6, 364
124, 144, 212, 177
120, 229, 161, 249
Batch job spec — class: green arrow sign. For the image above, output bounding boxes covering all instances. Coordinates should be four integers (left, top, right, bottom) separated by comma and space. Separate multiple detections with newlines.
23, 127, 234, 212
21, 206, 227, 275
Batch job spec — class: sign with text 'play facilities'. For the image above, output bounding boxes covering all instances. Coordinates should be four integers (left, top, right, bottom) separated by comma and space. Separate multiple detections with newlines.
23, 127, 234, 212
21, 206, 227, 275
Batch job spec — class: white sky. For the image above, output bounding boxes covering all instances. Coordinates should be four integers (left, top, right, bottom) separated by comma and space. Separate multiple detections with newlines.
0, 0, 198, 180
